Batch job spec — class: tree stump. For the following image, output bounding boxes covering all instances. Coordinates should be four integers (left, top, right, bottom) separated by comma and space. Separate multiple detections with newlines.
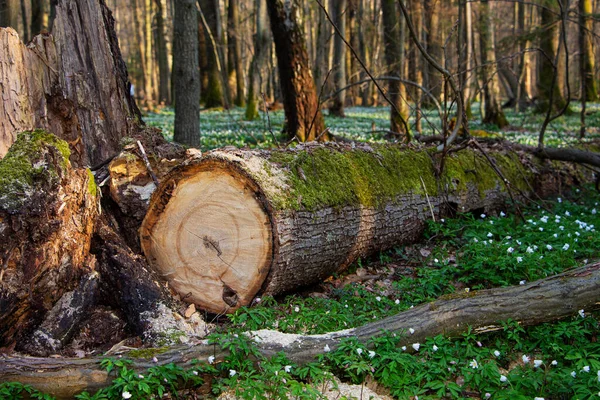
0, 131, 98, 349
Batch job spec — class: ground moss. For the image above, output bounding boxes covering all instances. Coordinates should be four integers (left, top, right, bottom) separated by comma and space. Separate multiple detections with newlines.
127, 347, 169, 359
0, 130, 71, 210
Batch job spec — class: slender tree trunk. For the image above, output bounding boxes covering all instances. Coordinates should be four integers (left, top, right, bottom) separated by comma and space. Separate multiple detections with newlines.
131, 0, 148, 104
144, 0, 155, 106
154, 0, 171, 105
423, 0, 441, 107
29, 0, 42, 36
580, 0, 598, 101
536, 2, 567, 113
227, 0, 244, 106
266, 0, 327, 142
199, 0, 225, 108
245, 0, 269, 120
381, 0, 409, 138
357, 0, 371, 106
19, 0, 27, 42
314, 0, 332, 97
173, 0, 200, 146
329, 0, 346, 117
479, 0, 508, 128
228, 0, 244, 107
0, 0, 16, 28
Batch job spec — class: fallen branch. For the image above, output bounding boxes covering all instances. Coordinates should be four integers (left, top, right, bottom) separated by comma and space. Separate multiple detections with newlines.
1, 261, 599, 398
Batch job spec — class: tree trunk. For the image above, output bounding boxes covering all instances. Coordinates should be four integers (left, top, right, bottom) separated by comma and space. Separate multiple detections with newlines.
143, 0, 155, 107
381, 0, 409, 138
199, 0, 226, 108
140, 143, 588, 315
227, 0, 244, 107
536, 2, 568, 113
3, 260, 599, 399
154, 0, 171, 105
29, 0, 42, 37
266, 0, 327, 142
423, 0, 441, 107
0, 131, 98, 351
0, 0, 17, 28
172, 0, 200, 147
0, 0, 141, 167
313, 0, 332, 99
328, 0, 346, 117
19, 0, 28, 42
479, 0, 508, 128
580, 0, 597, 101
245, 0, 269, 120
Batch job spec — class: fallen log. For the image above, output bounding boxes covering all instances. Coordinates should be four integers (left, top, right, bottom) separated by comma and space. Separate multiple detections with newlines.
2, 261, 598, 399
140, 142, 588, 314
0, 131, 98, 352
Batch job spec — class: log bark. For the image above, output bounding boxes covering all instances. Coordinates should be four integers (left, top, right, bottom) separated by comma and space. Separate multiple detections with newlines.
140, 143, 589, 315
2, 261, 599, 399
0, 0, 141, 166
0, 131, 98, 350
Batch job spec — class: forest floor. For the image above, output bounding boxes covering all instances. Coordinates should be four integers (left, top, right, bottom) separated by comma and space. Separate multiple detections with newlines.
4, 104, 600, 399
145, 103, 600, 150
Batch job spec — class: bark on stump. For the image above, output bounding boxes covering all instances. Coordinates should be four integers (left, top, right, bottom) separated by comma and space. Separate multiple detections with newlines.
0, 131, 98, 350
140, 143, 585, 315
2, 261, 599, 399
0, 0, 140, 166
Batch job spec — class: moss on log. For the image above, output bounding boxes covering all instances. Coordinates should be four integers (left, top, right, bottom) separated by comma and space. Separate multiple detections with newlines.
140, 143, 583, 314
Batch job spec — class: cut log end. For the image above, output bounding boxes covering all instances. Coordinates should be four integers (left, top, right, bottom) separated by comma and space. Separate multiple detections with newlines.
141, 162, 272, 314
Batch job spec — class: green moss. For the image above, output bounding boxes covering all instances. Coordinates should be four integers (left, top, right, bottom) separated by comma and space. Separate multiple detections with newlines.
127, 347, 169, 359
0, 130, 71, 211
264, 144, 533, 212
267, 145, 438, 211
86, 169, 97, 197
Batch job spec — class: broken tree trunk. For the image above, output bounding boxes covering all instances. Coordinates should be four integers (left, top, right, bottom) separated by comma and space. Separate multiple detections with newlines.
140, 143, 589, 314
0, 131, 98, 351
2, 261, 599, 399
0, 0, 141, 166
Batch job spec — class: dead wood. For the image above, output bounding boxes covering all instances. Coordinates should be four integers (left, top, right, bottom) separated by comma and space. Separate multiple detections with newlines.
140, 143, 592, 314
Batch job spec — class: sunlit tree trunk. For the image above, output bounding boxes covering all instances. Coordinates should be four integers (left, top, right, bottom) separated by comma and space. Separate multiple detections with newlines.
536, 2, 568, 113
19, 0, 27, 42
313, 0, 332, 96
227, 0, 244, 106
144, 0, 155, 106
266, 0, 327, 141
0, 0, 18, 28
155, 0, 171, 105
30, 0, 42, 36
423, 0, 442, 107
381, 0, 409, 138
479, 0, 508, 128
245, 0, 270, 120
173, 0, 200, 146
199, 0, 225, 108
580, 0, 598, 101
329, 0, 346, 117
